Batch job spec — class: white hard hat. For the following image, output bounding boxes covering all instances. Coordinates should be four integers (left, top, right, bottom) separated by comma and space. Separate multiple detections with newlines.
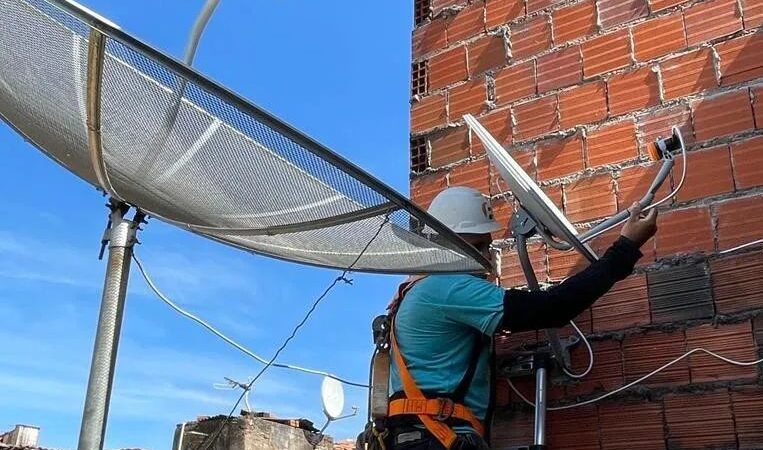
426, 186, 502, 234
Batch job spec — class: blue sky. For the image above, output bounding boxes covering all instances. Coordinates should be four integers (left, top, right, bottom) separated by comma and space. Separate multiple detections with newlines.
0, 1, 412, 448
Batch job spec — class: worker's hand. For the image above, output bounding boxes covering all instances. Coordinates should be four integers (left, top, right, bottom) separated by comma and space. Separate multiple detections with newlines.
620, 202, 657, 247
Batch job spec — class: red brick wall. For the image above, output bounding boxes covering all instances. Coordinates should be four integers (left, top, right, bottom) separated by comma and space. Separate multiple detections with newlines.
409, 0, 763, 448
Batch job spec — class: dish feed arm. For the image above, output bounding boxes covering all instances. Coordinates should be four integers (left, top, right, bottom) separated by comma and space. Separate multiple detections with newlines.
537, 126, 685, 250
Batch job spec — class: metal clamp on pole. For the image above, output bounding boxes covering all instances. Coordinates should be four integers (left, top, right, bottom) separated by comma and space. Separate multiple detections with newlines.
78, 200, 145, 450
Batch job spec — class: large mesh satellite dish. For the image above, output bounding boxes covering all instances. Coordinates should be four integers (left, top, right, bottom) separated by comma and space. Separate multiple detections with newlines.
0, 0, 490, 274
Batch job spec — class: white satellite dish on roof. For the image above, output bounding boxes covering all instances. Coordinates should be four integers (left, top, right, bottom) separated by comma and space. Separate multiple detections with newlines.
321, 376, 345, 420
314, 376, 357, 445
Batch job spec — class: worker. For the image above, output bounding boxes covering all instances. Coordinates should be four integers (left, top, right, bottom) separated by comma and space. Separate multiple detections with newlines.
379, 186, 657, 450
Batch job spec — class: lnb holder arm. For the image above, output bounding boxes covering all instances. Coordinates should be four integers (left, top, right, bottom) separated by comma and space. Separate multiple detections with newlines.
579, 154, 674, 243
536, 126, 684, 250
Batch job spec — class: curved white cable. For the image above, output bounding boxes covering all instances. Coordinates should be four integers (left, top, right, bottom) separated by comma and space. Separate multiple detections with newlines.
506, 375, 535, 407
132, 253, 369, 388
561, 320, 593, 379
719, 238, 763, 255
507, 347, 763, 411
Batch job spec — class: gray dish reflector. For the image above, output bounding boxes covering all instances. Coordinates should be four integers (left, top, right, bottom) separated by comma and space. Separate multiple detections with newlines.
464, 114, 597, 261
0, 0, 491, 274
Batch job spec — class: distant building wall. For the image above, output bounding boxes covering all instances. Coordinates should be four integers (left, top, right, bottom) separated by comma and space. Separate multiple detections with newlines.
0, 425, 40, 447
173, 416, 333, 450
333, 440, 356, 450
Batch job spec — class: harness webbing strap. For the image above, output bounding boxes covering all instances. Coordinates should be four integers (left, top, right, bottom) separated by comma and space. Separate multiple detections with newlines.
387, 276, 485, 449
390, 316, 458, 449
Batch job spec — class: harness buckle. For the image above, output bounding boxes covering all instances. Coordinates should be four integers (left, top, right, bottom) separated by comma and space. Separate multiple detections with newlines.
372, 315, 390, 350
434, 398, 455, 422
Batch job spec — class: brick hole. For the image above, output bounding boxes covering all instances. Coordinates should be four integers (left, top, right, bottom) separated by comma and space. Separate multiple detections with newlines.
411, 61, 428, 97
414, 0, 432, 26
410, 136, 428, 173
684, 0, 743, 47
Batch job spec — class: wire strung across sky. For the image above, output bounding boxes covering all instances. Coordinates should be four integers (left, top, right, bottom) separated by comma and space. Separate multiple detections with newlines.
132, 254, 370, 388
191, 214, 391, 450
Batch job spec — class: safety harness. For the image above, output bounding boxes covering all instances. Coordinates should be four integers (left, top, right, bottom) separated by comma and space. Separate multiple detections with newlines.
385, 276, 486, 449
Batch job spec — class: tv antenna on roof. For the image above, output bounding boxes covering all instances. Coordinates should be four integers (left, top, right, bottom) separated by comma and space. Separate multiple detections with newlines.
213, 377, 254, 413
0, 2, 493, 450
464, 114, 685, 449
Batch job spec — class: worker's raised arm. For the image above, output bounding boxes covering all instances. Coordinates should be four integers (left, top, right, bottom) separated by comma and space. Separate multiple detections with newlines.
501, 203, 657, 333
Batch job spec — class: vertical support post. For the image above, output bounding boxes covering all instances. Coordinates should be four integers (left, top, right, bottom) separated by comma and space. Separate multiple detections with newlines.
77, 202, 141, 450
531, 354, 549, 450
511, 209, 553, 450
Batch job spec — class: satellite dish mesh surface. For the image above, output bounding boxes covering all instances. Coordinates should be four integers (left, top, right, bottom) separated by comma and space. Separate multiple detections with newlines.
0, 0, 489, 274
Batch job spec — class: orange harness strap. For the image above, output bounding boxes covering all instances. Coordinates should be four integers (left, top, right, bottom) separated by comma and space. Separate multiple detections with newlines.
387, 275, 427, 314
388, 398, 481, 423
386, 276, 485, 449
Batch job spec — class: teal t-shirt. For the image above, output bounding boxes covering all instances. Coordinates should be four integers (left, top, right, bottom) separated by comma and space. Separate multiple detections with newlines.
389, 274, 505, 420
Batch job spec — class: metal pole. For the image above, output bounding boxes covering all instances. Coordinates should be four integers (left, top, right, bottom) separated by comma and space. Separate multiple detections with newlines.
531, 354, 549, 450
77, 203, 141, 450
511, 210, 552, 450
184, 0, 222, 65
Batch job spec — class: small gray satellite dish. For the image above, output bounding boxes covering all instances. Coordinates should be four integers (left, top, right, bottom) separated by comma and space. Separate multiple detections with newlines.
321, 376, 345, 420
463, 114, 597, 261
